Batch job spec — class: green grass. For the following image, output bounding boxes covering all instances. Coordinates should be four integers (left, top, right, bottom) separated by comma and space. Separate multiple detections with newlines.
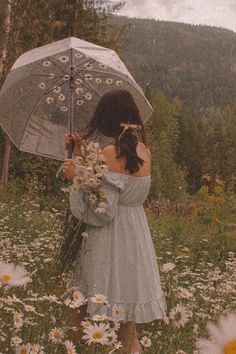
0, 186, 236, 353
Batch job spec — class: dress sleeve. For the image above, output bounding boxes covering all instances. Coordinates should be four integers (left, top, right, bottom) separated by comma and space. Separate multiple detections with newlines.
69, 171, 125, 227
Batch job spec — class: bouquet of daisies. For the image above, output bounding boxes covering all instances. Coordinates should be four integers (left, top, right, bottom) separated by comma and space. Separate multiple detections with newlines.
55, 141, 108, 275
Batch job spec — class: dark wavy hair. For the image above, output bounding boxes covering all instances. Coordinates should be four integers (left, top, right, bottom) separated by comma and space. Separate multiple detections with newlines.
79, 89, 147, 174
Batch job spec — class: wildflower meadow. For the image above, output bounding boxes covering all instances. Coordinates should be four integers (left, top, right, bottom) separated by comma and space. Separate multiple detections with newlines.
1, 181, 236, 354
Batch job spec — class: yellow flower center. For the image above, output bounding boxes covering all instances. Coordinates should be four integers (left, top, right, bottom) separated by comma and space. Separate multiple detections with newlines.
96, 297, 103, 302
1, 274, 11, 283
92, 331, 103, 340
20, 349, 27, 354
224, 340, 236, 354
54, 331, 61, 338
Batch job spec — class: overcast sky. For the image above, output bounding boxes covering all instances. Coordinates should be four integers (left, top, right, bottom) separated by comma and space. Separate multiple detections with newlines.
118, 0, 236, 32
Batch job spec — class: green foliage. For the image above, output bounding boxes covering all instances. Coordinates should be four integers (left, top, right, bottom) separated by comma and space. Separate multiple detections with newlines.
146, 92, 188, 201
109, 15, 236, 121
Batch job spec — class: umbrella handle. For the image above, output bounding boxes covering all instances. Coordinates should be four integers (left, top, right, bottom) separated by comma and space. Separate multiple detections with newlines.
68, 139, 75, 159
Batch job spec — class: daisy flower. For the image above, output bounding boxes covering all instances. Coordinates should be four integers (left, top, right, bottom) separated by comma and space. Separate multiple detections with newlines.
84, 73, 93, 80
116, 80, 123, 87
92, 314, 109, 321
196, 311, 236, 354
82, 322, 110, 346
161, 262, 176, 273
75, 52, 83, 59
90, 294, 109, 305
0, 261, 32, 287
15, 343, 31, 354
58, 55, 69, 63
46, 96, 54, 104
13, 311, 24, 329
140, 335, 152, 348
64, 340, 77, 354
76, 87, 84, 95
106, 78, 113, 85
76, 99, 84, 106
85, 93, 92, 100
39, 82, 46, 90
72, 290, 86, 304
99, 63, 107, 69
49, 327, 64, 343
43, 60, 51, 67
53, 86, 61, 93
169, 303, 192, 329
30, 344, 45, 353
58, 93, 66, 101
49, 73, 55, 79
95, 78, 102, 84
60, 106, 68, 112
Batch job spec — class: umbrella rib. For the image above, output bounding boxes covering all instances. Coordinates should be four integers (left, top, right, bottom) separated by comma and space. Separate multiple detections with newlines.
73, 69, 102, 97
48, 57, 68, 76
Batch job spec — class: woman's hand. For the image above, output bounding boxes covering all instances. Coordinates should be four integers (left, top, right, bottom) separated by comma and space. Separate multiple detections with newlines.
63, 159, 76, 181
64, 132, 87, 156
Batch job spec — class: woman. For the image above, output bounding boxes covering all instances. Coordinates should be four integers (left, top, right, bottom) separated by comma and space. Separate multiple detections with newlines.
63, 89, 167, 354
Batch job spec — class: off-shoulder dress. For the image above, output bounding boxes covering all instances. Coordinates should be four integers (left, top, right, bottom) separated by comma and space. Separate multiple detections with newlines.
66, 169, 167, 323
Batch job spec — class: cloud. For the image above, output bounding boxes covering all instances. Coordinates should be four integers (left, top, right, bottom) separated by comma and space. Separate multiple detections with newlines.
118, 0, 236, 32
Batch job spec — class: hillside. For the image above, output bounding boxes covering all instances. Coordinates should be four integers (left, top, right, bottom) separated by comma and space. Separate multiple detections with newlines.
109, 16, 236, 121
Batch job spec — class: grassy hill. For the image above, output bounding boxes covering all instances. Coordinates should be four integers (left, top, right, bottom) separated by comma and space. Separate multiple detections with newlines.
109, 16, 236, 121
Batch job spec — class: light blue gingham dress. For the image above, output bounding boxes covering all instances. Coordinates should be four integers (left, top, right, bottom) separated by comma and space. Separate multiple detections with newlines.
67, 169, 167, 323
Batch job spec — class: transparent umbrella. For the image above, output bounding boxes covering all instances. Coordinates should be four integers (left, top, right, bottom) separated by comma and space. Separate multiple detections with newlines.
0, 36, 153, 160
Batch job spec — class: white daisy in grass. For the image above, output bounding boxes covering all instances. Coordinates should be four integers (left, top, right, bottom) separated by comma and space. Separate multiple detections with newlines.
95, 78, 102, 84
76, 99, 84, 106
82, 322, 110, 346
49, 327, 64, 343
13, 311, 24, 329
106, 78, 113, 85
30, 344, 45, 353
49, 73, 55, 79
64, 298, 82, 308
81, 319, 92, 329
11, 336, 23, 346
90, 294, 109, 305
92, 314, 110, 321
161, 262, 176, 273
72, 289, 86, 304
140, 335, 152, 348
76, 87, 84, 95
58, 55, 69, 63
169, 303, 193, 329
15, 343, 31, 354
39, 82, 46, 90
176, 287, 193, 300
53, 86, 61, 93
46, 96, 54, 104
60, 106, 68, 112
64, 339, 77, 354
24, 304, 36, 313
107, 329, 118, 345
58, 93, 66, 101
84, 73, 93, 80
85, 93, 92, 100
196, 311, 236, 354
43, 60, 51, 67
0, 261, 32, 286
108, 341, 123, 353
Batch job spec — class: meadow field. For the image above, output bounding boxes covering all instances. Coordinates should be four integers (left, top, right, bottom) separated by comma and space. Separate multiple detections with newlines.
1, 182, 236, 354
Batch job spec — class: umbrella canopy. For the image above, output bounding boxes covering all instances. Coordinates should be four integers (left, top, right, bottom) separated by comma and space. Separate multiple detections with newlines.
0, 37, 153, 161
